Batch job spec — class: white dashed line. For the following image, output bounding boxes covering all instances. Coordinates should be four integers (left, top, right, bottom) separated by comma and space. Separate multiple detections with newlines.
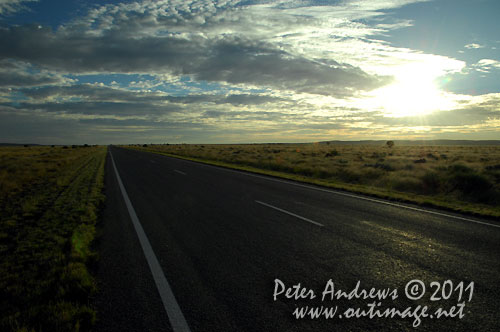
181, 159, 499, 229
255, 200, 324, 227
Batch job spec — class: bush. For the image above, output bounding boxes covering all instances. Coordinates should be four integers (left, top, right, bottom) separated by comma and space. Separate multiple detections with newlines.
364, 163, 394, 171
448, 164, 473, 173
392, 178, 421, 193
421, 171, 441, 194
450, 173, 492, 194
485, 164, 500, 171
446, 164, 497, 204
325, 150, 339, 157
336, 169, 361, 183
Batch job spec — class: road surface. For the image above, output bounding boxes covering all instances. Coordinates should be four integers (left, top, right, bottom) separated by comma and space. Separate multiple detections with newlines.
94, 146, 500, 332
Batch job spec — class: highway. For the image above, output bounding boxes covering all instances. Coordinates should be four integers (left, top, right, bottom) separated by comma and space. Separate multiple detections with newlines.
94, 146, 500, 332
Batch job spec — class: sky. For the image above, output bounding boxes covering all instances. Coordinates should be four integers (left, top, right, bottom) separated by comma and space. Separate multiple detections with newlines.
0, 0, 499, 144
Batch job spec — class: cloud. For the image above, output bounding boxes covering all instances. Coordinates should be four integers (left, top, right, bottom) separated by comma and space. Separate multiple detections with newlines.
1, 0, 428, 97
0, 24, 389, 97
0, 105, 212, 144
472, 59, 500, 73
19, 83, 284, 107
378, 108, 499, 127
193, 38, 391, 95
0, 0, 454, 93
0, 59, 71, 88
1, 0, 493, 143
0, 0, 36, 15
464, 43, 484, 49
373, 93, 500, 127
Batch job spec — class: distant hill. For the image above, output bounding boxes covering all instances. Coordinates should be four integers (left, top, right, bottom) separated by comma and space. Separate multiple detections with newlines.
0, 143, 41, 146
319, 140, 500, 146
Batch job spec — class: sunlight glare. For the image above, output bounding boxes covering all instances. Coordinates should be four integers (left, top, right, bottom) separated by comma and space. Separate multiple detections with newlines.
370, 64, 455, 117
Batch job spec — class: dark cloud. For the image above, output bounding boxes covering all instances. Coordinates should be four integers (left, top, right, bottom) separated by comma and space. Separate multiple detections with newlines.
0, 105, 213, 144
195, 39, 391, 96
1, 0, 494, 144
0, 0, 36, 15
21, 84, 167, 103
0, 60, 68, 87
0, 107, 83, 144
202, 109, 290, 121
0, 22, 390, 97
0, 24, 205, 73
9, 100, 179, 116
20, 83, 285, 108
165, 93, 283, 105
78, 117, 209, 130
216, 93, 283, 106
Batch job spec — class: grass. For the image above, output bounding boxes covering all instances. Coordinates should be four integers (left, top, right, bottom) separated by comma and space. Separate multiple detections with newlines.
0, 145, 106, 332
126, 143, 500, 218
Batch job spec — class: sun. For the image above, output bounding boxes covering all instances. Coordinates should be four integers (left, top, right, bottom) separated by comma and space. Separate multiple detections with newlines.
369, 63, 455, 117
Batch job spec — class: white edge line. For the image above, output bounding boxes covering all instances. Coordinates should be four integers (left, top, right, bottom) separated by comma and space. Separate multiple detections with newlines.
175, 158, 499, 229
174, 169, 187, 175
109, 149, 192, 332
255, 200, 324, 227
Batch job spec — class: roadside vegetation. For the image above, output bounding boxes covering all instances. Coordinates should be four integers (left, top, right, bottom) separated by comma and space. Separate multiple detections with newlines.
128, 143, 500, 218
0, 145, 106, 331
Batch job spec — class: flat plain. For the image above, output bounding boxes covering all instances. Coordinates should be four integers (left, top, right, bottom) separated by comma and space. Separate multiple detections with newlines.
0, 145, 106, 332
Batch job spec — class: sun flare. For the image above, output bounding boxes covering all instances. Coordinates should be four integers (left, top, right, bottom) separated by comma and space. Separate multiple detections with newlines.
369, 64, 456, 117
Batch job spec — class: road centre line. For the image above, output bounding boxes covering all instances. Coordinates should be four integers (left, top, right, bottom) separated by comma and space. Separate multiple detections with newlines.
171, 156, 499, 229
109, 150, 192, 332
174, 169, 187, 175
255, 200, 324, 227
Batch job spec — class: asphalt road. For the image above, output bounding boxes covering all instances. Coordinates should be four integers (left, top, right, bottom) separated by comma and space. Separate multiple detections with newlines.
94, 146, 500, 332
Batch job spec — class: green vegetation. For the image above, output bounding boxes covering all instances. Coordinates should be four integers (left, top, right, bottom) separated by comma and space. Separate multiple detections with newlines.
128, 143, 500, 218
0, 145, 107, 332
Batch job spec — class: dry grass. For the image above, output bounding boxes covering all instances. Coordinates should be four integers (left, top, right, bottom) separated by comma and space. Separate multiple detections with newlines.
0, 145, 106, 332
128, 143, 500, 218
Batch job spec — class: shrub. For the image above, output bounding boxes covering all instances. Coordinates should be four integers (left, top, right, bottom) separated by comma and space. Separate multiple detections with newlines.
392, 178, 421, 193
449, 173, 492, 195
336, 169, 361, 183
426, 153, 438, 160
325, 150, 339, 157
421, 171, 441, 194
485, 164, 500, 171
448, 164, 473, 173
364, 163, 394, 171
446, 164, 497, 203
